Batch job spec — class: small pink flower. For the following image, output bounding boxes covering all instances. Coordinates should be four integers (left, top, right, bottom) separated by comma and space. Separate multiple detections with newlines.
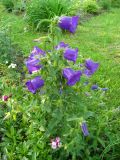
1, 94, 12, 102
51, 141, 57, 149
50, 137, 61, 149
2, 95, 9, 101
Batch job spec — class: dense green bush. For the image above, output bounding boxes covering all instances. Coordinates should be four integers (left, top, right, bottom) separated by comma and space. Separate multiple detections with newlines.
2, 0, 14, 12
82, 0, 100, 14
0, 31, 24, 75
26, 0, 74, 31
98, 0, 120, 10
98, 0, 111, 10
2, 0, 27, 13
111, 0, 120, 7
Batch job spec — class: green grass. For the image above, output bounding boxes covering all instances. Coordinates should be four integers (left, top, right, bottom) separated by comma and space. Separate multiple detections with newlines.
0, 4, 41, 54
0, 3, 120, 159
64, 9, 120, 108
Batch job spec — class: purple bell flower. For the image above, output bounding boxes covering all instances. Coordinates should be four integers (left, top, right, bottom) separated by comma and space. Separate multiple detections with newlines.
84, 59, 99, 76
25, 58, 41, 74
63, 68, 82, 86
64, 48, 78, 63
30, 46, 46, 58
58, 16, 79, 33
91, 84, 98, 90
25, 46, 45, 74
26, 76, 44, 94
55, 42, 69, 50
81, 122, 89, 137
102, 88, 108, 91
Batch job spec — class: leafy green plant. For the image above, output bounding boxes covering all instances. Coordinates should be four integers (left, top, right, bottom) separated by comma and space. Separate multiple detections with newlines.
98, 0, 111, 10
0, 17, 107, 160
0, 31, 23, 64
0, 31, 24, 78
26, 0, 74, 31
2, 0, 27, 13
13, 1, 26, 14
82, 0, 100, 14
2, 0, 14, 12
111, 0, 120, 8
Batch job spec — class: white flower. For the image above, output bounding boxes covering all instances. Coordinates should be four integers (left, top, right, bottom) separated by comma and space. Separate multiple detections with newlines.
8, 63, 17, 69
51, 141, 57, 149
5, 61, 8, 64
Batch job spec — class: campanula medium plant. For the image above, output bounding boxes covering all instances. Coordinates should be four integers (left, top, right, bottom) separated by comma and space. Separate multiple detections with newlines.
22, 16, 101, 159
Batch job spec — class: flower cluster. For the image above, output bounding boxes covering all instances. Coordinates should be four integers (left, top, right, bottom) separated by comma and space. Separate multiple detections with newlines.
24, 16, 100, 151
25, 42, 99, 93
25, 16, 99, 93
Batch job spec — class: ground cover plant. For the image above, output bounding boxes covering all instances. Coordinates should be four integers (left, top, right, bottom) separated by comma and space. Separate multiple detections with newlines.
0, 1, 120, 160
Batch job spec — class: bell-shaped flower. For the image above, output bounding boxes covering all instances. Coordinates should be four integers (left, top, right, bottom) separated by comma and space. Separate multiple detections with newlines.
58, 16, 79, 33
26, 76, 44, 94
91, 84, 99, 90
25, 46, 45, 74
63, 68, 82, 86
55, 42, 69, 50
84, 59, 99, 76
81, 122, 89, 137
30, 46, 46, 58
25, 58, 42, 74
102, 88, 108, 91
64, 48, 78, 63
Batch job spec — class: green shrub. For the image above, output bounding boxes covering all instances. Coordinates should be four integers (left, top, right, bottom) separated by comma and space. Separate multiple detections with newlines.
2, 0, 14, 12
82, 0, 100, 14
0, 31, 24, 67
98, 0, 111, 10
2, 0, 27, 13
13, 1, 26, 13
111, 0, 120, 8
26, 0, 73, 31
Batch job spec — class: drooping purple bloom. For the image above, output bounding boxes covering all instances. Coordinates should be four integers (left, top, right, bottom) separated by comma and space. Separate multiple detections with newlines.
91, 84, 99, 90
64, 48, 78, 63
84, 59, 99, 76
25, 58, 42, 74
30, 46, 45, 58
63, 68, 82, 86
25, 46, 45, 74
102, 88, 108, 91
26, 76, 44, 94
58, 16, 79, 33
55, 42, 69, 50
81, 122, 89, 136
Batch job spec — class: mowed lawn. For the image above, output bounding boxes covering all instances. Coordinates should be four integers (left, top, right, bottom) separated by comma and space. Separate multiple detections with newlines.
0, 4, 120, 157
